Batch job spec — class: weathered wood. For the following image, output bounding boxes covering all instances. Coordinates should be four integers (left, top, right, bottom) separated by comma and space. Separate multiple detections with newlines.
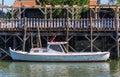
31, 33, 33, 48
0, 16, 120, 59
0, 48, 11, 60
37, 18, 42, 47
115, 6, 120, 58
0, 18, 117, 31
23, 18, 27, 51
90, 9, 93, 52
66, 10, 69, 51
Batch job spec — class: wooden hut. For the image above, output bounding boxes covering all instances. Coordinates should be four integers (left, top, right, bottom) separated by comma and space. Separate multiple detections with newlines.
13, 0, 43, 18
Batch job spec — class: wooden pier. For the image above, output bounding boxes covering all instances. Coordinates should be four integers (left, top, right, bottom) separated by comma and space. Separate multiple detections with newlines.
0, 4, 120, 59
0, 18, 119, 59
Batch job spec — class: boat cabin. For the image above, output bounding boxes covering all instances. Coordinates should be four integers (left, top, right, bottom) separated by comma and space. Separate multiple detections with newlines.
30, 42, 68, 53
47, 42, 68, 53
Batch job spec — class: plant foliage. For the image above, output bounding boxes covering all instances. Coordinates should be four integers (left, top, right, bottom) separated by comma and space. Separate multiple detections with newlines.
36, 0, 89, 18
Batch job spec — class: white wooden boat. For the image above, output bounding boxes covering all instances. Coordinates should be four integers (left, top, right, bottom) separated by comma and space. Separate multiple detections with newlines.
9, 42, 110, 62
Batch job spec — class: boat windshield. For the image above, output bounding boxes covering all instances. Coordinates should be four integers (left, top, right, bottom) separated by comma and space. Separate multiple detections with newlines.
49, 45, 63, 52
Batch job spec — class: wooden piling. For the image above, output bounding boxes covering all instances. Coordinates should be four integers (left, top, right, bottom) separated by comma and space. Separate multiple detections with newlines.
0, 48, 11, 60
90, 9, 93, 52
115, 6, 120, 58
23, 18, 27, 51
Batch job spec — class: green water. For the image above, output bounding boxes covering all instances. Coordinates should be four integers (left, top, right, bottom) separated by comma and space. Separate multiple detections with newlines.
0, 60, 120, 77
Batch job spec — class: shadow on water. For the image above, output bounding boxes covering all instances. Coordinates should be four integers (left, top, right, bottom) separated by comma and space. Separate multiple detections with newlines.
109, 59, 120, 77
0, 60, 120, 77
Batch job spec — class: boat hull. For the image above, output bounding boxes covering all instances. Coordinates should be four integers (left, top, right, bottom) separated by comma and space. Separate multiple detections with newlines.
9, 49, 110, 62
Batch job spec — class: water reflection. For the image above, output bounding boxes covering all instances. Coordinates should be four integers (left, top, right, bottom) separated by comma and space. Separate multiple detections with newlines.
9, 62, 110, 77
2, 60, 120, 77
109, 60, 120, 77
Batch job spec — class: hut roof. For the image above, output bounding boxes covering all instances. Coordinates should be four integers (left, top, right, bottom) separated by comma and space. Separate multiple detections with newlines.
89, 0, 98, 5
13, 0, 36, 7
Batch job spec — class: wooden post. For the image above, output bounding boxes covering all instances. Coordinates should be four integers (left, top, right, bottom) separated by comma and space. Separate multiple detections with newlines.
90, 9, 93, 52
23, 18, 27, 51
4, 35, 7, 49
115, 6, 119, 58
66, 8, 69, 52
37, 19, 42, 47
50, 7, 52, 19
45, 7, 47, 19
95, 7, 98, 19
0, 48, 11, 60
75, 8, 79, 19
31, 33, 33, 48
71, 8, 74, 19
11, 8, 14, 19
13, 36, 16, 49
19, 0, 22, 19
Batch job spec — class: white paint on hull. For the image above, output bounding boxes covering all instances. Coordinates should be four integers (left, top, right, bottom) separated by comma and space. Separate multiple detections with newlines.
10, 49, 110, 62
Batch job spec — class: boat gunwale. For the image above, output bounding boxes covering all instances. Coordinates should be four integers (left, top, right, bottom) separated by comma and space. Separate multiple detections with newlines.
10, 49, 110, 56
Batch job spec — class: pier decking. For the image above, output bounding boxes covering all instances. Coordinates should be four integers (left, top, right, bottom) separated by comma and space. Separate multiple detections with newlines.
0, 18, 117, 31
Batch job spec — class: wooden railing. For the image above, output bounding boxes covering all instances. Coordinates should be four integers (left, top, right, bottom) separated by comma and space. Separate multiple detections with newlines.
0, 18, 117, 31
